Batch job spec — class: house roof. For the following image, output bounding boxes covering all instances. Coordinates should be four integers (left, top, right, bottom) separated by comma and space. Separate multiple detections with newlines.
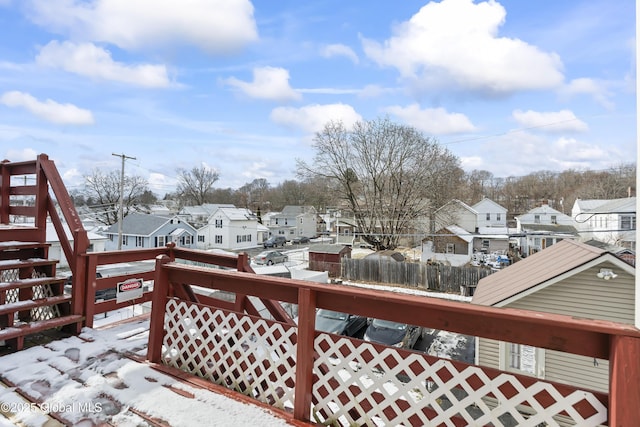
106, 213, 193, 236
518, 223, 578, 235
575, 197, 636, 214
442, 225, 474, 243
584, 239, 635, 255
215, 207, 256, 221
436, 199, 477, 215
472, 239, 634, 307
309, 244, 350, 254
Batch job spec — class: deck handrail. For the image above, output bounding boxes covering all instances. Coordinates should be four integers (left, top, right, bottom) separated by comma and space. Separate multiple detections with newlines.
147, 256, 640, 426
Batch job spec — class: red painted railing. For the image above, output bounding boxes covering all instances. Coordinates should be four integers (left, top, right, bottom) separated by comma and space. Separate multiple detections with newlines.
146, 255, 640, 426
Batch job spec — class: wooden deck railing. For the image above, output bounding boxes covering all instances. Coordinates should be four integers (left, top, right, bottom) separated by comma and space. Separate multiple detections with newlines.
146, 255, 640, 426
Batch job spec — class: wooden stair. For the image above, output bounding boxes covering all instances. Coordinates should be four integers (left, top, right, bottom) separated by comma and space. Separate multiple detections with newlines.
0, 240, 83, 352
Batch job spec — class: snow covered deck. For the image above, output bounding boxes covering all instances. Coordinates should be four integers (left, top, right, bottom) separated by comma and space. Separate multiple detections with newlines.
0, 315, 300, 427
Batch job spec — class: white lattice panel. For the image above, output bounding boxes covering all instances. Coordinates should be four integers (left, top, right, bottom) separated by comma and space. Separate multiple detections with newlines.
312, 333, 607, 427
161, 299, 297, 410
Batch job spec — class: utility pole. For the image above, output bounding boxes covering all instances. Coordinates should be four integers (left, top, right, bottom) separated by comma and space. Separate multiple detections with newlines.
112, 153, 136, 250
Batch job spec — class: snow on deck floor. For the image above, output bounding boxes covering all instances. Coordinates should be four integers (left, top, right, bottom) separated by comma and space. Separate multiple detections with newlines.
0, 317, 296, 427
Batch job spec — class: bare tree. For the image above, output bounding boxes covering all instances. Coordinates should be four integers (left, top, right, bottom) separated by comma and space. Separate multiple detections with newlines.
82, 169, 149, 225
297, 117, 462, 250
176, 165, 220, 206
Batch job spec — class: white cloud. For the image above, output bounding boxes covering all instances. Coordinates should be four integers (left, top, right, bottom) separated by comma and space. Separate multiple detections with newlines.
512, 109, 588, 133
4, 148, 39, 162
361, 0, 564, 96
559, 78, 614, 109
224, 67, 301, 102
321, 44, 359, 63
26, 0, 258, 54
0, 91, 94, 125
36, 41, 171, 88
270, 103, 362, 134
384, 104, 476, 134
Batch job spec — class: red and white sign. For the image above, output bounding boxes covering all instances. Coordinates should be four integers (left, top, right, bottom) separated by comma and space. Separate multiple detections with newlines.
116, 278, 144, 303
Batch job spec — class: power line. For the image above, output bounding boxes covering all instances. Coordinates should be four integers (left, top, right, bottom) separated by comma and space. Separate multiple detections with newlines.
113, 153, 136, 250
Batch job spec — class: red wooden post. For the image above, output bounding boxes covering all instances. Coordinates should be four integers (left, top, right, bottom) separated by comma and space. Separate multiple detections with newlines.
0, 159, 9, 224
147, 254, 171, 363
34, 154, 49, 243
609, 334, 640, 426
293, 287, 316, 421
83, 253, 99, 328
70, 230, 88, 333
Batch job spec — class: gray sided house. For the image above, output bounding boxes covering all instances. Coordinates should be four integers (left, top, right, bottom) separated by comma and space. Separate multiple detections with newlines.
104, 213, 197, 251
472, 239, 635, 394
267, 205, 317, 241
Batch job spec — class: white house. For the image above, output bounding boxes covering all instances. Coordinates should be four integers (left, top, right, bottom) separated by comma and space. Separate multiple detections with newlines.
197, 206, 259, 251
266, 205, 317, 241
515, 203, 579, 256
572, 197, 636, 250
178, 204, 235, 228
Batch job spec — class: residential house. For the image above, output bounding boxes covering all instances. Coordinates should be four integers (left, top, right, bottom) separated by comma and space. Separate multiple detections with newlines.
472, 239, 635, 393
178, 204, 235, 228
424, 198, 511, 266
266, 205, 317, 241
515, 203, 579, 256
572, 197, 636, 250
104, 213, 197, 251
197, 206, 259, 251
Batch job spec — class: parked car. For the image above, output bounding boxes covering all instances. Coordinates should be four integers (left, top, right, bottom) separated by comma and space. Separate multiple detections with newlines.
291, 236, 310, 244
263, 236, 287, 248
64, 272, 115, 301
364, 318, 422, 349
253, 250, 288, 265
315, 309, 368, 337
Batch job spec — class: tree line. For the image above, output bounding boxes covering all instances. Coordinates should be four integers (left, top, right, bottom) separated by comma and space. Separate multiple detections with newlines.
71, 117, 635, 250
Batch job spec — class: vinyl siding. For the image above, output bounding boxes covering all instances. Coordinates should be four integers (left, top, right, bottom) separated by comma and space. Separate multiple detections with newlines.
504, 263, 634, 393
544, 351, 609, 393
507, 264, 634, 324
477, 338, 500, 369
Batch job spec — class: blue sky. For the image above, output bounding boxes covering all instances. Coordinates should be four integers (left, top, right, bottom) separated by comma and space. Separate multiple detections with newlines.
0, 0, 635, 195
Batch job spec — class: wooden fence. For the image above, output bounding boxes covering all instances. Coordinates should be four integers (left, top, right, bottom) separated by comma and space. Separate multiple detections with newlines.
341, 258, 494, 294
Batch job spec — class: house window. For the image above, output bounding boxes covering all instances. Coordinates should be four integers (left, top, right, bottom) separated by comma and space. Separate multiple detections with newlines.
620, 215, 636, 230
486, 213, 491, 221
551, 215, 557, 224
136, 236, 144, 247
446, 243, 455, 254
215, 235, 223, 244
215, 219, 223, 228
300, 218, 303, 224
122, 235, 128, 246
157, 235, 166, 247
482, 240, 490, 249
496, 213, 501, 221
182, 235, 192, 245
198, 235, 205, 242
534, 215, 540, 224
507, 343, 537, 375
